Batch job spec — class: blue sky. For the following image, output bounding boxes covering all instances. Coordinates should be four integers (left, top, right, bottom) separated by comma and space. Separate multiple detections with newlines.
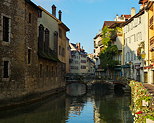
32, 0, 140, 53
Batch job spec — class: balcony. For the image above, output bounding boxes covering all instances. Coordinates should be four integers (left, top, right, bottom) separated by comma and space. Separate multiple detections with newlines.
98, 41, 103, 46
149, 16, 153, 29
150, 36, 154, 46
94, 43, 98, 48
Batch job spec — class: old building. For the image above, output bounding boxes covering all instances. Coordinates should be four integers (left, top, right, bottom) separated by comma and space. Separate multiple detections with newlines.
69, 43, 94, 75
37, 5, 69, 94
93, 15, 131, 78
0, 0, 41, 99
69, 43, 81, 74
66, 37, 70, 73
142, 0, 154, 84
109, 22, 124, 80
0, 1, 70, 101
123, 7, 148, 82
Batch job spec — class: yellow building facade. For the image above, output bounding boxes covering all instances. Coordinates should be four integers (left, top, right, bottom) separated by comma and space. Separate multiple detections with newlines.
145, 1, 154, 84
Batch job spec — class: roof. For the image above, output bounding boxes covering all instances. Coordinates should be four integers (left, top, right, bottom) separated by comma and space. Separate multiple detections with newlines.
38, 6, 70, 31
69, 43, 77, 50
94, 32, 102, 39
38, 6, 59, 22
109, 21, 125, 28
122, 8, 144, 26
58, 22, 70, 31
145, 1, 154, 10
102, 21, 116, 29
139, 0, 148, 4
121, 15, 131, 19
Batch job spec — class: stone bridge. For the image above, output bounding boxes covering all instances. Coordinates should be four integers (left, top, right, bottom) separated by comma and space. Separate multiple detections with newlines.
66, 77, 130, 96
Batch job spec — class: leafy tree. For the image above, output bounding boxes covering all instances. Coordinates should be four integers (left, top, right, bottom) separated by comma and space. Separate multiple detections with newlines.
99, 26, 119, 70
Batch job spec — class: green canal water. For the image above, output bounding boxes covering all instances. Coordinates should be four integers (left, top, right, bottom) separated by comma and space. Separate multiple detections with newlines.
0, 88, 134, 123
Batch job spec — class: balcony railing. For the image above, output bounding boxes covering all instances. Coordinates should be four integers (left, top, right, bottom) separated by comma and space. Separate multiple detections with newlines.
150, 36, 154, 46
149, 16, 153, 29
94, 44, 98, 48
98, 41, 103, 46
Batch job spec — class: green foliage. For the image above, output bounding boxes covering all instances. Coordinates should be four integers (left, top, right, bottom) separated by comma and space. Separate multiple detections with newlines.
129, 80, 154, 123
101, 26, 114, 46
99, 45, 119, 69
99, 26, 120, 70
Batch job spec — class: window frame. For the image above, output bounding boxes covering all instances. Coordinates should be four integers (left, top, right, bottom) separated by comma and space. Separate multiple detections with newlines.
2, 58, 10, 81
1, 14, 11, 44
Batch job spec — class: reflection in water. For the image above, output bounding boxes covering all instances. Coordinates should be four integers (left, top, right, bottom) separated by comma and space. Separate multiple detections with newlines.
66, 83, 87, 96
0, 93, 66, 123
0, 85, 134, 123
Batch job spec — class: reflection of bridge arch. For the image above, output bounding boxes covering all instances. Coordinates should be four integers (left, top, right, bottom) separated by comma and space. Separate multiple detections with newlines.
66, 81, 87, 96
66, 79, 129, 96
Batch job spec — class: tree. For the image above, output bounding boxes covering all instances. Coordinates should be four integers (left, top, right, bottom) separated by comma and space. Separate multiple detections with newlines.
99, 26, 119, 70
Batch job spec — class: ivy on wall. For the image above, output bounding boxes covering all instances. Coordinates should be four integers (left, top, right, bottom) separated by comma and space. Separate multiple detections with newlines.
99, 26, 120, 70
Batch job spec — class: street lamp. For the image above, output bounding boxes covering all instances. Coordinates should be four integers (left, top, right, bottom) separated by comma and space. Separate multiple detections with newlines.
141, 51, 146, 59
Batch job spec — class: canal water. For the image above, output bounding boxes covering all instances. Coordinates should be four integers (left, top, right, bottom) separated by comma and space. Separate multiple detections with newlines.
0, 85, 134, 123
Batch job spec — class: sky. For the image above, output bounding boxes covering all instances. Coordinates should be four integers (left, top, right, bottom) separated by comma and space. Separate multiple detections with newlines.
32, 0, 140, 54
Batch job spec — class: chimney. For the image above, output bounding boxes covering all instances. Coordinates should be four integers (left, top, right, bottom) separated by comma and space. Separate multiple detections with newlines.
79, 43, 81, 50
58, 10, 62, 21
131, 7, 136, 17
52, 4, 56, 17
115, 14, 118, 21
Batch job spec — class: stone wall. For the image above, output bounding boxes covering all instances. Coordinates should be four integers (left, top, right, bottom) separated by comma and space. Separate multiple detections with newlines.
0, 0, 26, 99
0, 0, 66, 101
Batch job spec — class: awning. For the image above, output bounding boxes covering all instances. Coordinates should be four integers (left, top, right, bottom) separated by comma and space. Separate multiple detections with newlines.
121, 64, 130, 68
144, 65, 153, 69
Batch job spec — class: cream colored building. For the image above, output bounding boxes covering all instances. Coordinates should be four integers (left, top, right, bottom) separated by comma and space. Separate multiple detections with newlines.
38, 5, 70, 75
123, 7, 148, 82
69, 43, 94, 75
69, 43, 81, 74
38, 6, 59, 51
142, 0, 154, 84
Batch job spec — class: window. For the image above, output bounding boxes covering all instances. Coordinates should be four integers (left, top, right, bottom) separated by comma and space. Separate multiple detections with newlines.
81, 65, 86, 69
134, 54, 136, 60
139, 17, 141, 24
38, 10, 42, 18
55, 67, 57, 76
39, 64, 42, 77
131, 51, 134, 61
126, 53, 127, 62
44, 29, 49, 53
59, 28, 62, 38
54, 31, 58, 54
46, 65, 48, 77
3, 16, 10, 42
38, 24, 44, 51
139, 32, 142, 41
51, 66, 54, 77
59, 46, 61, 55
129, 37, 131, 43
125, 38, 127, 45
62, 48, 65, 56
136, 33, 138, 41
81, 60, 86, 63
3, 61, 9, 78
128, 52, 130, 61
29, 13, 32, 23
28, 49, 31, 64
